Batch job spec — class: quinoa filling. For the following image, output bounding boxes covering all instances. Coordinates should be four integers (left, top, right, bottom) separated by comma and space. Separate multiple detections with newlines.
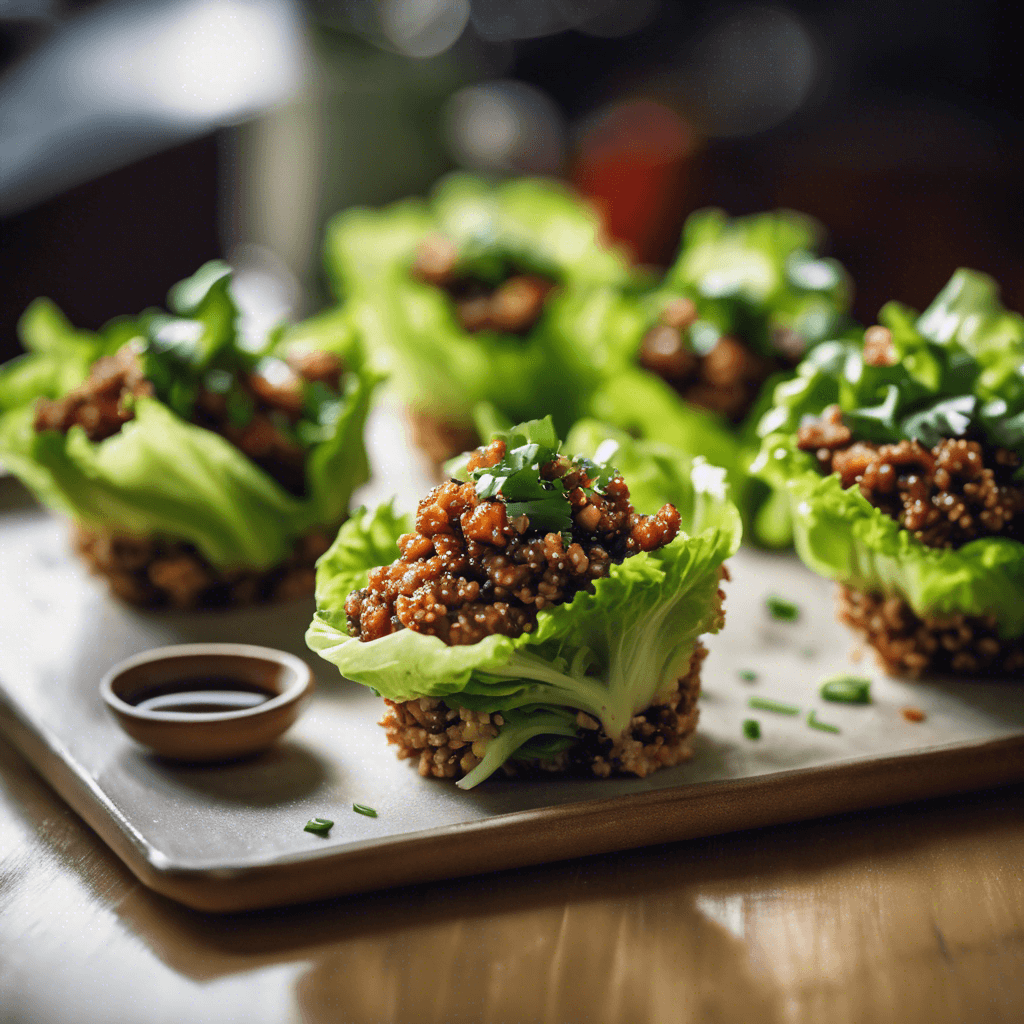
411, 234, 556, 336
345, 437, 682, 645
638, 297, 798, 424
33, 343, 345, 497
73, 524, 331, 610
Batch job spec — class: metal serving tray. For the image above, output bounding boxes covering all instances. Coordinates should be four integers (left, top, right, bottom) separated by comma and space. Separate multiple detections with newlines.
3, 457, 1023, 912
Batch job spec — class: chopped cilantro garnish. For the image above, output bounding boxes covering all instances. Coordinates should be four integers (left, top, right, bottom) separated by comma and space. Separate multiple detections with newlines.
807, 710, 841, 734
470, 442, 572, 536
352, 803, 378, 818
748, 696, 800, 715
742, 719, 761, 739
765, 596, 800, 621
738, 669, 757, 682
820, 675, 872, 704
304, 817, 334, 835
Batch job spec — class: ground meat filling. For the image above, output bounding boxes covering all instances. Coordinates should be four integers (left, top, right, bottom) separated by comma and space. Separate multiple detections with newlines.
33, 344, 346, 496
72, 525, 332, 609
838, 587, 1024, 678
797, 406, 1024, 549
346, 439, 682, 645
638, 297, 795, 424
411, 233, 556, 336
380, 633, 714, 781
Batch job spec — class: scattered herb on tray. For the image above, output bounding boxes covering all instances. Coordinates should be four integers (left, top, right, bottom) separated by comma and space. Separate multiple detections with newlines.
738, 669, 758, 682
352, 803, 378, 818
748, 696, 800, 716
742, 719, 761, 740
304, 817, 334, 836
807, 710, 841, 734
820, 675, 872, 704
765, 596, 800, 621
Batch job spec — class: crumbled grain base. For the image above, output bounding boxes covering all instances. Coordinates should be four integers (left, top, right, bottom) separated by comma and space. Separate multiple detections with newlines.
380, 639, 710, 782
837, 586, 1024, 678
72, 524, 332, 610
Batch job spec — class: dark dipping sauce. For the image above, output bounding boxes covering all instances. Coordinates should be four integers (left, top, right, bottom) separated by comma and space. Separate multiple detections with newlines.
129, 676, 274, 715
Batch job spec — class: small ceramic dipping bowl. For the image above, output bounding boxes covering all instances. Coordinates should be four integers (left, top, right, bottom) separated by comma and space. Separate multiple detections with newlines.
101, 643, 314, 762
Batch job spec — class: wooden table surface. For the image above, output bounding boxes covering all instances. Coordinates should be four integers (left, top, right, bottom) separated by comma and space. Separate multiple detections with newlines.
1, 736, 1022, 1023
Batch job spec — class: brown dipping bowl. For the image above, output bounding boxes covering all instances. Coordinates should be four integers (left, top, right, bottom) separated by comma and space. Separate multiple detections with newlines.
101, 643, 314, 761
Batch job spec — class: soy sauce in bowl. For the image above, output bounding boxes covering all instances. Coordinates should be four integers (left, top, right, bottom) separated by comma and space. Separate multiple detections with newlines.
130, 677, 273, 715
101, 644, 314, 761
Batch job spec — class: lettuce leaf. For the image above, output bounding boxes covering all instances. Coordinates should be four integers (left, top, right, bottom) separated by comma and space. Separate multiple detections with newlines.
757, 435, 1024, 637
323, 173, 631, 431
0, 274, 378, 569
0, 299, 136, 412
665, 208, 852, 357
306, 437, 740, 787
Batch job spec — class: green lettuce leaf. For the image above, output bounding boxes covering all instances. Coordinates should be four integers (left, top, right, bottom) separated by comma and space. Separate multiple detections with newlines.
306, 443, 740, 788
0, 275, 378, 569
0, 299, 136, 412
665, 208, 852, 356
759, 435, 1024, 637
323, 173, 631, 431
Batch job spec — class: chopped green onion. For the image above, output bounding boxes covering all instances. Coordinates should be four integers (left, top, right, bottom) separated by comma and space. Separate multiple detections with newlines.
304, 817, 333, 835
748, 696, 800, 715
765, 596, 800, 621
352, 803, 378, 818
820, 675, 872, 704
807, 710, 841, 734
738, 669, 757, 682
742, 719, 761, 740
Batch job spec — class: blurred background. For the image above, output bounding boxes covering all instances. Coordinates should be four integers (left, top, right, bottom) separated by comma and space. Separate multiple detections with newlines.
2, 0, 1022, 359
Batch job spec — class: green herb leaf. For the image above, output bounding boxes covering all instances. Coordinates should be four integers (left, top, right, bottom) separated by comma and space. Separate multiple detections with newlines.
765, 596, 800, 621
304, 817, 334, 835
352, 803, 378, 818
748, 696, 800, 715
470, 441, 573, 536
742, 719, 761, 739
819, 675, 872, 704
901, 395, 977, 448
807, 710, 841, 734
842, 384, 902, 442
738, 669, 757, 682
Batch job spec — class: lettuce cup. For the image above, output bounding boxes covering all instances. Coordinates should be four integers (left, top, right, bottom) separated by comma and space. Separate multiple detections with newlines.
754, 269, 1024, 676
323, 173, 633, 462
555, 208, 853, 547
307, 418, 740, 788
0, 262, 379, 609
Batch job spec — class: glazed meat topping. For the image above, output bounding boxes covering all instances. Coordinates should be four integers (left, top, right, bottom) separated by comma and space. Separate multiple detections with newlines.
638, 297, 790, 424
798, 404, 1024, 548
33, 344, 345, 495
33, 344, 154, 442
411, 234, 555, 336
346, 440, 682, 645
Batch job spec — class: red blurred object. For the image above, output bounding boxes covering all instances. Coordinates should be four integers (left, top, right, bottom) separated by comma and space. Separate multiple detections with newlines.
572, 99, 700, 265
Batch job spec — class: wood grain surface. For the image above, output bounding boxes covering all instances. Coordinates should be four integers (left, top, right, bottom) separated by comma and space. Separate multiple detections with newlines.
2, 735, 1022, 1024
